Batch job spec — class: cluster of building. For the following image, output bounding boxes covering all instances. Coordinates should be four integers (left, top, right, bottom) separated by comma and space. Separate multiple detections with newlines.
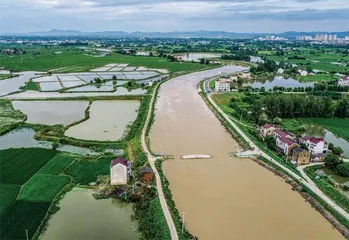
296, 34, 349, 45
259, 124, 328, 165
214, 72, 252, 92
257, 36, 288, 41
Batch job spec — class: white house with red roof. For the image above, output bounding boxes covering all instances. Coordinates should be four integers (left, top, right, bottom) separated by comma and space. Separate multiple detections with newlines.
276, 136, 299, 155
273, 129, 288, 139
300, 136, 328, 154
259, 124, 276, 138
110, 157, 130, 185
338, 75, 349, 87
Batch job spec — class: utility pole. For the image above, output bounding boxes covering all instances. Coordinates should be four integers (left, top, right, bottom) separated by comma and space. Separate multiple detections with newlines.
182, 212, 186, 233
25, 230, 29, 240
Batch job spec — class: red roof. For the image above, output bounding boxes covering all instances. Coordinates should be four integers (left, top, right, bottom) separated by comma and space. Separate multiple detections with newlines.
302, 136, 312, 141
263, 124, 274, 129
309, 137, 325, 144
274, 129, 287, 137
110, 157, 129, 168
279, 136, 295, 146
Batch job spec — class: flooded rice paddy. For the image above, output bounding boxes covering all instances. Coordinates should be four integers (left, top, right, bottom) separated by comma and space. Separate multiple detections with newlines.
65, 100, 140, 141
12, 100, 89, 126
149, 66, 343, 239
5, 87, 146, 99
41, 188, 137, 240
0, 71, 42, 96
0, 128, 124, 156
176, 52, 221, 62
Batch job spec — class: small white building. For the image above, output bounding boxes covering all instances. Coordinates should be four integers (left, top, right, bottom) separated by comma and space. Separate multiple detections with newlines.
110, 157, 130, 185
277, 68, 284, 74
215, 79, 231, 92
338, 76, 349, 87
298, 70, 308, 76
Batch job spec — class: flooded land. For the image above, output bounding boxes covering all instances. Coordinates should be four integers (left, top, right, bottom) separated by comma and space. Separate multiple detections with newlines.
65, 100, 140, 141
12, 100, 89, 126
41, 188, 137, 240
149, 66, 343, 239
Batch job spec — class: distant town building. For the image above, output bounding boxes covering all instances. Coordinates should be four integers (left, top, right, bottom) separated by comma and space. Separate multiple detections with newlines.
292, 147, 310, 165
110, 157, 131, 185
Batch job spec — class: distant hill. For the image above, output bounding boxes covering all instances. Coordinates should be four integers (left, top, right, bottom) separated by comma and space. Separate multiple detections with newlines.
1, 29, 349, 38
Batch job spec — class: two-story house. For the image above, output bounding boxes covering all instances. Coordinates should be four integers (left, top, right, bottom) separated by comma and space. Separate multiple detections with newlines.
276, 136, 299, 155
300, 136, 328, 154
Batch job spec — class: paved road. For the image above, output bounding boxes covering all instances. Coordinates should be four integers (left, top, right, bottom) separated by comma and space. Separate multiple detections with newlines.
141, 84, 179, 240
203, 82, 349, 220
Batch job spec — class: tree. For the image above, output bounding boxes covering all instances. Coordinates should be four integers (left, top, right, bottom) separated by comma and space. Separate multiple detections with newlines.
199, 58, 205, 64
324, 153, 342, 170
94, 78, 102, 83
306, 65, 313, 73
112, 75, 117, 80
264, 135, 276, 151
336, 163, 349, 177
332, 146, 344, 156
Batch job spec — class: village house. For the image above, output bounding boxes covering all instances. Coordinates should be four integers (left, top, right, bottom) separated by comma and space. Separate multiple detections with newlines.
276, 136, 299, 155
298, 70, 308, 76
300, 136, 328, 154
277, 68, 284, 74
110, 157, 131, 185
291, 147, 310, 165
215, 78, 232, 92
338, 75, 349, 87
311, 153, 327, 162
238, 72, 252, 80
139, 165, 154, 183
273, 129, 288, 139
259, 124, 276, 138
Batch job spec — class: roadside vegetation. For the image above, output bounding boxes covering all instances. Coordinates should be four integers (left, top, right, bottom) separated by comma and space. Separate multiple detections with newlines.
0, 99, 26, 135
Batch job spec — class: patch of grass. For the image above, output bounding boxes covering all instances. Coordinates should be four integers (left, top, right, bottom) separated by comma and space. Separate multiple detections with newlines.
22, 81, 40, 91
18, 174, 71, 202
0, 183, 20, 215
0, 74, 12, 80
37, 153, 76, 175
298, 74, 337, 82
0, 148, 56, 185
0, 99, 26, 135
300, 118, 349, 141
0, 200, 50, 240
64, 156, 114, 185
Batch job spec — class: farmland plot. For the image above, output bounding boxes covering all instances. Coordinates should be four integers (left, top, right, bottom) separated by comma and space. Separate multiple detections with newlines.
38, 153, 76, 175
0, 148, 56, 185
18, 174, 71, 202
0, 183, 20, 215
0, 99, 26, 134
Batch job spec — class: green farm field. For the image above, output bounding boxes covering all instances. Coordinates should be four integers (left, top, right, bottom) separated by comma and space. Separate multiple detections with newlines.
65, 156, 114, 185
0, 46, 207, 73
0, 149, 79, 240
18, 174, 71, 202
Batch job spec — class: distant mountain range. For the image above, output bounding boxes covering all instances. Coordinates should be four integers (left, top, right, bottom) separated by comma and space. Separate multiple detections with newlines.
1, 29, 349, 38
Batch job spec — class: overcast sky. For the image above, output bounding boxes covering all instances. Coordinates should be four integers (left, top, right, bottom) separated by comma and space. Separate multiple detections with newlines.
0, 0, 348, 33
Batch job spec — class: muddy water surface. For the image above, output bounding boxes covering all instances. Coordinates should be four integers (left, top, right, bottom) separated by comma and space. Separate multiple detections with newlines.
65, 100, 140, 141
150, 66, 343, 240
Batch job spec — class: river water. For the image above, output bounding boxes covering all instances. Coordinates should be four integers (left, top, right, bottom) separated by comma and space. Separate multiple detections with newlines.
41, 188, 137, 240
149, 66, 343, 239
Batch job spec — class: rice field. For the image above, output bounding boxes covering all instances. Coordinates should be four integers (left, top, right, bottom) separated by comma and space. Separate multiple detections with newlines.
65, 100, 140, 141
12, 100, 89, 126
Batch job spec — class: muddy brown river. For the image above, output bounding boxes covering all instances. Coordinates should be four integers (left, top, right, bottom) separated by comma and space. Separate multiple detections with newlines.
150, 66, 343, 239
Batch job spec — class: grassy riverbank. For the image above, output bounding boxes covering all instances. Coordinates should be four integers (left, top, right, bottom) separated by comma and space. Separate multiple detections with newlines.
304, 165, 349, 213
